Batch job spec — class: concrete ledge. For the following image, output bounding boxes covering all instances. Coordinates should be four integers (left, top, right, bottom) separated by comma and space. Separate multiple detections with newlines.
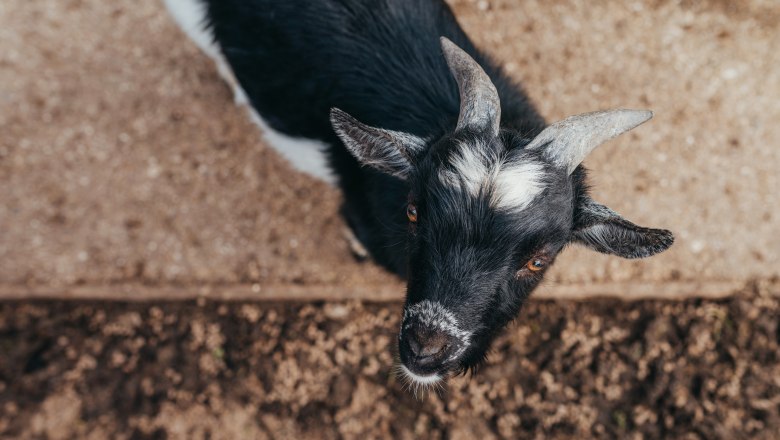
0, 280, 771, 303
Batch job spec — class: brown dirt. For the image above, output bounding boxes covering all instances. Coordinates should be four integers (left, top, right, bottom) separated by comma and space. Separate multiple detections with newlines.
1, 0, 778, 295
1, 281, 778, 439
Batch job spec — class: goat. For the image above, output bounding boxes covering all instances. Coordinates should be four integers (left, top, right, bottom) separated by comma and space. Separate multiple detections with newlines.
164, 0, 674, 389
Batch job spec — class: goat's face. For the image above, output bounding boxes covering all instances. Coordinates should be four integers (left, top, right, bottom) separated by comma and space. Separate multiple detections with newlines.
331, 38, 674, 387
397, 132, 574, 379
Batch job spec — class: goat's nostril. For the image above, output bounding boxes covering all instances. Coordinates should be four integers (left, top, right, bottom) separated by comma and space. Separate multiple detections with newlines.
404, 328, 453, 365
420, 341, 447, 357
407, 335, 423, 357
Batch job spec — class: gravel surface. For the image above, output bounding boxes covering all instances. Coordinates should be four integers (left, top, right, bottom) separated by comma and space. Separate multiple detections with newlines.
1, 0, 778, 294
1, 281, 778, 439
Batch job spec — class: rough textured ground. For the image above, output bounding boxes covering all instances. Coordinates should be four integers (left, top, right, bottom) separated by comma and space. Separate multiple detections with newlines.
1, 281, 778, 439
1, 0, 778, 294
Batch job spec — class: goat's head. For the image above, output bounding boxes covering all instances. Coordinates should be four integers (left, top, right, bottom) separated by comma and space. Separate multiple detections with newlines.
330, 38, 673, 388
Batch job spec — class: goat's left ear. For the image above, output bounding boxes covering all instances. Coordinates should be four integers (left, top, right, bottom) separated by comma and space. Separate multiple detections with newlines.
330, 108, 426, 179
572, 196, 674, 259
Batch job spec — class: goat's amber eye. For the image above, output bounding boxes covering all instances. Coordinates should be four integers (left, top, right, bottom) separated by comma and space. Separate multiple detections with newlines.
526, 259, 546, 272
406, 204, 418, 223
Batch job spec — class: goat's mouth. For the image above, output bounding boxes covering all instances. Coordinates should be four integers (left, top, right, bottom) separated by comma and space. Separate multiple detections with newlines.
395, 349, 490, 396
396, 363, 447, 396
395, 349, 464, 396
399, 365, 443, 384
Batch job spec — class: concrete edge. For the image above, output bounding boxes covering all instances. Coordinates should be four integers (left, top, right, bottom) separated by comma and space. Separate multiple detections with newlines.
0, 280, 773, 302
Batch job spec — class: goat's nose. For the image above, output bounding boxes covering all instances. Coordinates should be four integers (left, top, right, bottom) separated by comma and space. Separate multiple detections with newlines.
406, 328, 452, 365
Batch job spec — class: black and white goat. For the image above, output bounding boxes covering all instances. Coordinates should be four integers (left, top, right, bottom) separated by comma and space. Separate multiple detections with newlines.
164, 0, 673, 388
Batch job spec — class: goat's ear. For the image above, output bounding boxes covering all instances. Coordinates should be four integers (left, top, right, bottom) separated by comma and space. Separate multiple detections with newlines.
330, 108, 426, 179
572, 196, 674, 259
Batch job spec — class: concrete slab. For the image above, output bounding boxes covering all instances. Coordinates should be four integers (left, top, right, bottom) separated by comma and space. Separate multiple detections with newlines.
1, 0, 777, 299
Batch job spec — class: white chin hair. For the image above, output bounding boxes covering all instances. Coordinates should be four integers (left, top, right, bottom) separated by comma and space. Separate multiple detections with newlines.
400, 365, 442, 385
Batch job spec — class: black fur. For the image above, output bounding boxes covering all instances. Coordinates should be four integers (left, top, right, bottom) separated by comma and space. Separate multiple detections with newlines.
203, 0, 544, 275
190, 0, 673, 379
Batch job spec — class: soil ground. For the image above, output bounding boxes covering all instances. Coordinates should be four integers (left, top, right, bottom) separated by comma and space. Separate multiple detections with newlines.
1, 281, 778, 439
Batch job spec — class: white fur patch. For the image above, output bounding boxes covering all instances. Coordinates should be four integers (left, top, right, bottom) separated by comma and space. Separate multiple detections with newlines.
247, 110, 337, 184
443, 143, 490, 196
402, 300, 472, 361
164, 0, 336, 184
163, 0, 246, 104
164, 0, 217, 59
399, 365, 442, 385
491, 161, 546, 211
439, 140, 546, 211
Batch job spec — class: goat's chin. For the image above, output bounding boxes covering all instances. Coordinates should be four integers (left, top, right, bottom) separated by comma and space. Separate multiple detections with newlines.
393, 343, 490, 393
395, 359, 491, 395
399, 365, 443, 385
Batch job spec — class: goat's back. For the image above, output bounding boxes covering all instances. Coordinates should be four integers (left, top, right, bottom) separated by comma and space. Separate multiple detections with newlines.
205, 0, 480, 141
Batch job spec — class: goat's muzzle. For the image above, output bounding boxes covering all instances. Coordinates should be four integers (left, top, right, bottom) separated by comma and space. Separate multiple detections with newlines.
399, 324, 457, 375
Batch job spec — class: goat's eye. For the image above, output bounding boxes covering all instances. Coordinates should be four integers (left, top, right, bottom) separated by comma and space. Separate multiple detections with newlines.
406, 204, 418, 223
526, 259, 546, 272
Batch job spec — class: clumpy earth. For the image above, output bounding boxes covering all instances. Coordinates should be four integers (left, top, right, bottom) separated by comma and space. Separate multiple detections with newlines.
1, 281, 777, 439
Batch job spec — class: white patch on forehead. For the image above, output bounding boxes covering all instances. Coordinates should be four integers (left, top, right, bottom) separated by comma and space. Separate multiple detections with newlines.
439, 140, 491, 196
436, 138, 547, 212
402, 300, 472, 361
491, 161, 546, 211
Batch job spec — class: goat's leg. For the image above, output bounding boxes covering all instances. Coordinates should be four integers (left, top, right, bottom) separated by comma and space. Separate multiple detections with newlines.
342, 226, 369, 261
339, 205, 371, 261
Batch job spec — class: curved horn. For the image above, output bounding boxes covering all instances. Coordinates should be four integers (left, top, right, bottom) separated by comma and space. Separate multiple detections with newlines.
440, 37, 501, 137
526, 109, 653, 174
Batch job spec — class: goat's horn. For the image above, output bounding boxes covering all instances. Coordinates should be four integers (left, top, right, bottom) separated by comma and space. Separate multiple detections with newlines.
440, 37, 501, 138
526, 109, 653, 175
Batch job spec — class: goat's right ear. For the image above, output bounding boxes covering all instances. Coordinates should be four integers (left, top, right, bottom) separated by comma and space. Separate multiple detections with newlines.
572, 196, 674, 259
330, 108, 426, 179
